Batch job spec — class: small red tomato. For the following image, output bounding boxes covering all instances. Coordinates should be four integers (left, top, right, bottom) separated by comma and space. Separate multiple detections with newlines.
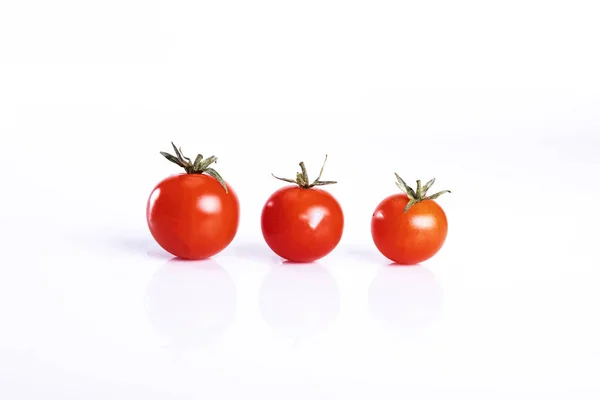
371, 174, 450, 265
261, 156, 344, 263
147, 143, 239, 260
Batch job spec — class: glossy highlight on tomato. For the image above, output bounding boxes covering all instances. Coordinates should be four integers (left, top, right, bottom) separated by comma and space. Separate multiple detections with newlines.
147, 143, 239, 260
371, 174, 450, 265
261, 156, 343, 263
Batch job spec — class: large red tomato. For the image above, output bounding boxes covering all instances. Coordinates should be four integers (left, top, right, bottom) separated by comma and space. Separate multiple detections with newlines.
261, 156, 344, 263
371, 174, 450, 265
147, 143, 239, 260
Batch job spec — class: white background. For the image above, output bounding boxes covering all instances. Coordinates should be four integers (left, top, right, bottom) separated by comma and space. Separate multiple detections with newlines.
1, 1, 600, 398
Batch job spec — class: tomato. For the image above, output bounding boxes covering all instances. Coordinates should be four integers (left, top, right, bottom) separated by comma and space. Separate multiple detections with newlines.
371, 174, 450, 265
146, 143, 239, 260
261, 156, 344, 263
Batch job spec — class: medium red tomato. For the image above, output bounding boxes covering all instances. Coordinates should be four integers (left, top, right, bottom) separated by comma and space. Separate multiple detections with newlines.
147, 143, 239, 260
261, 156, 344, 263
371, 174, 450, 265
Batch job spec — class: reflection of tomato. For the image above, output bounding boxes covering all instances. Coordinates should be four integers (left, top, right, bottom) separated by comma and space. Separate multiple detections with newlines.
261, 156, 343, 263
371, 174, 450, 265
146, 259, 236, 346
369, 266, 443, 332
147, 143, 239, 260
259, 264, 340, 338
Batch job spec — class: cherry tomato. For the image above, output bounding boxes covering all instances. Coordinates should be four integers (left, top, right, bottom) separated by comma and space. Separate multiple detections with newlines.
147, 143, 239, 260
371, 174, 450, 265
261, 156, 344, 263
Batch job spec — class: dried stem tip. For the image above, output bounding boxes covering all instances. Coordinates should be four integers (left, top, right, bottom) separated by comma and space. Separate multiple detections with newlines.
160, 142, 228, 193
394, 174, 451, 213
272, 155, 337, 189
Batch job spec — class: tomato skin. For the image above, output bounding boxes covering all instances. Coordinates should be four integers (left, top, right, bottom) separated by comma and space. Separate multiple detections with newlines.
261, 186, 344, 263
147, 174, 239, 260
371, 193, 447, 265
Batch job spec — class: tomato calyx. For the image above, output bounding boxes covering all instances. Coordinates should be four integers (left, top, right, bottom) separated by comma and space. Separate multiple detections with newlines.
272, 155, 337, 189
395, 173, 451, 213
160, 142, 229, 193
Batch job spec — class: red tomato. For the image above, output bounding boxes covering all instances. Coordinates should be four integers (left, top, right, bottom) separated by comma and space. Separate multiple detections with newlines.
146, 143, 239, 260
371, 174, 450, 265
261, 156, 344, 263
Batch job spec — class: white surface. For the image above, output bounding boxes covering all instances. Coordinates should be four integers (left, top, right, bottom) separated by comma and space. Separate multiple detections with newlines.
2, 1, 600, 398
